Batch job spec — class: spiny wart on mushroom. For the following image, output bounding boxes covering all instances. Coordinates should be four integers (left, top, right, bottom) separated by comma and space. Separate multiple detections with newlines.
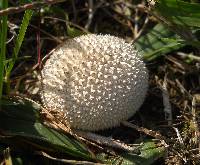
40, 34, 148, 131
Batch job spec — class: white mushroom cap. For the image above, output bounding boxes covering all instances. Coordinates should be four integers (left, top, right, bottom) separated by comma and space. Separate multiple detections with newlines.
41, 34, 148, 131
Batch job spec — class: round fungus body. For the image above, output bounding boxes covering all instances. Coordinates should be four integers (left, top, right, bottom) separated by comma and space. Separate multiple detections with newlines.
41, 34, 149, 131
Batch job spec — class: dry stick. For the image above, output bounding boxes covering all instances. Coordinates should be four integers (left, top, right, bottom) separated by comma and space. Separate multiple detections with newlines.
30, 24, 63, 43
172, 127, 184, 145
6, 22, 18, 44
43, 16, 90, 34
177, 52, 200, 62
71, 0, 77, 23
41, 107, 72, 134
134, 8, 139, 39
74, 130, 139, 152
0, 0, 66, 16
122, 121, 168, 154
191, 95, 200, 154
36, 151, 104, 165
122, 121, 166, 140
37, 11, 42, 69
85, 0, 94, 29
133, 16, 149, 42
161, 75, 172, 125
172, 128, 188, 164
175, 79, 188, 95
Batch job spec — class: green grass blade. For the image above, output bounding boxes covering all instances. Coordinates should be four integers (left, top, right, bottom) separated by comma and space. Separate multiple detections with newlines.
5, 9, 33, 94
13, 10, 33, 61
0, 0, 8, 100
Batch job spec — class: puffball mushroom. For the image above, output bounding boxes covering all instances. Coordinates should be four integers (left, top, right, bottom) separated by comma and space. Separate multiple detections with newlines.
41, 34, 148, 131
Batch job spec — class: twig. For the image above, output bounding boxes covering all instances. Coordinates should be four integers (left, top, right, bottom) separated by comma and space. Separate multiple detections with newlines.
122, 121, 166, 140
177, 52, 200, 62
166, 55, 187, 71
30, 24, 63, 43
173, 127, 184, 145
170, 127, 187, 163
161, 75, 172, 125
134, 8, 139, 38
191, 95, 200, 154
43, 16, 90, 34
6, 22, 18, 44
71, 0, 77, 23
37, 151, 104, 165
76, 135, 105, 151
85, 0, 94, 29
74, 130, 139, 152
116, 2, 148, 14
41, 107, 72, 134
0, 0, 66, 16
175, 79, 187, 95
133, 16, 149, 42
37, 10, 42, 69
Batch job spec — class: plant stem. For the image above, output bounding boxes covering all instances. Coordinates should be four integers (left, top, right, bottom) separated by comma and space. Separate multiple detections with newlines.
0, 0, 8, 100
